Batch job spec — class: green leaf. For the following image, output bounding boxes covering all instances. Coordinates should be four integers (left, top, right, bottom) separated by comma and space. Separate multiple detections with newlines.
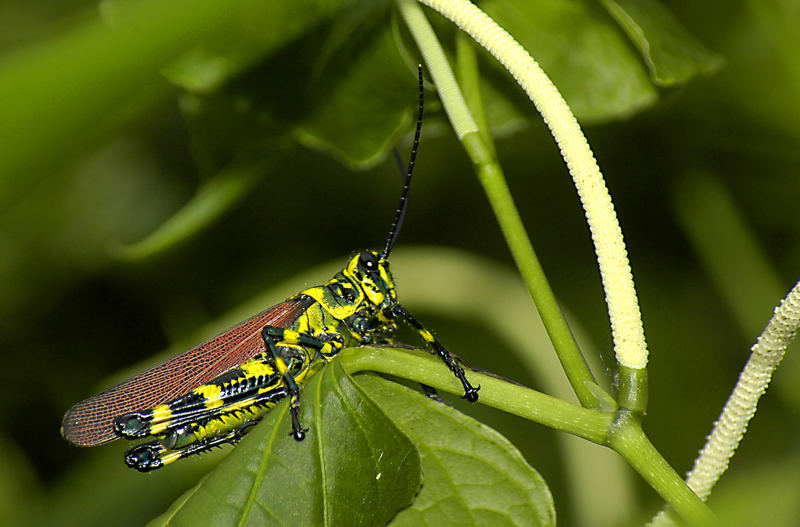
356, 375, 555, 527
291, 20, 416, 169
160, 0, 352, 94
150, 361, 421, 527
481, 0, 657, 123
599, 0, 724, 86
181, 9, 417, 173
0, 0, 351, 203
111, 163, 262, 260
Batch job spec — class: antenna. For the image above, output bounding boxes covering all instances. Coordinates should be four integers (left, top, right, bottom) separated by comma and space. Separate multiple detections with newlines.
382, 65, 424, 259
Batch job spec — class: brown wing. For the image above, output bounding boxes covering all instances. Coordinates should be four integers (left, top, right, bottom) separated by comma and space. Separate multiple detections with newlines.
61, 297, 314, 447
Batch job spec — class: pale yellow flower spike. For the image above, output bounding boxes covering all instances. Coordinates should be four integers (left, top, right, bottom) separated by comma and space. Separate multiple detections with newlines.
650, 280, 800, 526
688, 281, 800, 494
418, 0, 648, 369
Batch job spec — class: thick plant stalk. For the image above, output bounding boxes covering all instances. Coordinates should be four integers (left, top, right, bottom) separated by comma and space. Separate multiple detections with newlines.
417, 0, 649, 372
650, 279, 800, 526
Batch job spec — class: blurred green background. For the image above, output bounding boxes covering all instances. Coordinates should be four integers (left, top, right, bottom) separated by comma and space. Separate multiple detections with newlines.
1, 0, 799, 525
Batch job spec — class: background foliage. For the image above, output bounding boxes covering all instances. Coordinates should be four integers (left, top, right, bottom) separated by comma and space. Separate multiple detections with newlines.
1, 0, 799, 525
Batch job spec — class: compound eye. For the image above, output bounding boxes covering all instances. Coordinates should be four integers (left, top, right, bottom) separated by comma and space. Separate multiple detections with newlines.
359, 251, 378, 271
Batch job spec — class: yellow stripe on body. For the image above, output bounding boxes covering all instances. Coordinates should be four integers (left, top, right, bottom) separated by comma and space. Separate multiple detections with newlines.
301, 286, 361, 320
193, 406, 262, 439
149, 405, 173, 434
241, 360, 275, 378
194, 384, 224, 408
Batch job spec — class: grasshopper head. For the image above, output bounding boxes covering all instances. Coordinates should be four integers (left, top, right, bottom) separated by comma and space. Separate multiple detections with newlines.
346, 250, 397, 312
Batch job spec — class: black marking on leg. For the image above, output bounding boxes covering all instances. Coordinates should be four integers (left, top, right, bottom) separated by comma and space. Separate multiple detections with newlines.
390, 304, 480, 402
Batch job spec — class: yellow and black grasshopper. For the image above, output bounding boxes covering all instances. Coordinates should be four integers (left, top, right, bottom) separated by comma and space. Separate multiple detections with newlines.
61, 67, 479, 472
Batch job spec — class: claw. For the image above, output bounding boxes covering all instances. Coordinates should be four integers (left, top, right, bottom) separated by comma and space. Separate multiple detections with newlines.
462, 385, 480, 403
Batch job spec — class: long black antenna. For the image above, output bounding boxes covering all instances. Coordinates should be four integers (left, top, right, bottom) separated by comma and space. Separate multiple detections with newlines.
382, 65, 424, 259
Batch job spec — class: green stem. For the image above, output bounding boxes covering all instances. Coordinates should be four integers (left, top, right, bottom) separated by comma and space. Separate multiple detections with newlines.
467, 133, 601, 405
617, 365, 648, 413
609, 414, 716, 526
454, 33, 495, 158
340, 347, 611, 444
397, 0, 599, 408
